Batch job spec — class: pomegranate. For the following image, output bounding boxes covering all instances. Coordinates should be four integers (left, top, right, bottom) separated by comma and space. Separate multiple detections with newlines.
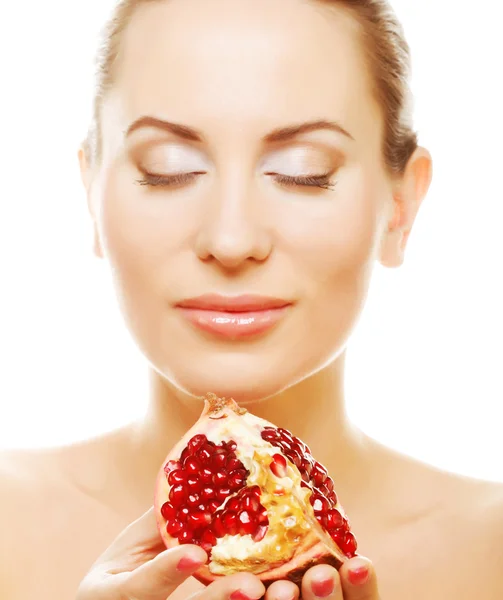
154, 393, 358, 586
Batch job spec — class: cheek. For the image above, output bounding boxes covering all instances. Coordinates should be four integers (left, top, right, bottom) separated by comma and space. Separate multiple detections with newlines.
96, 171, 199, 338
278, 172, 382, 345
281, 170, 381, 287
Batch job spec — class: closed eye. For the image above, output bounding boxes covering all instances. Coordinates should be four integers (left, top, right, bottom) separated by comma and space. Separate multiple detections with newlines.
135, 171, 337, 191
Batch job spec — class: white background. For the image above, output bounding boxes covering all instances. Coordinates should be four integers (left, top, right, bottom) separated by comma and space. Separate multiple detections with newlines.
0, 1, 501, 481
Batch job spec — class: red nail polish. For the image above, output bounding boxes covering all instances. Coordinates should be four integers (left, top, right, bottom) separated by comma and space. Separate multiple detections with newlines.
311, 578, 334, 597
176, 556, 203, 572
348, 565, 370, 586
230, 592, 254, 600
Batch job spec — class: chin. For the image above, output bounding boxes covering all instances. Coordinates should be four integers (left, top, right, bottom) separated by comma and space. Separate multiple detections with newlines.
157, 349, 311, 405
172, 371, 287, 405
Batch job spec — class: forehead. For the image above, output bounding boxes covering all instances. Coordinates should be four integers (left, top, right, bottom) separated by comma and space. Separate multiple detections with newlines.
109, 0, 380, 146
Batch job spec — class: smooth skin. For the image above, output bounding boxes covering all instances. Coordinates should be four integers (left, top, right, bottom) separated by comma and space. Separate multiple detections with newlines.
1, 0, 503, 598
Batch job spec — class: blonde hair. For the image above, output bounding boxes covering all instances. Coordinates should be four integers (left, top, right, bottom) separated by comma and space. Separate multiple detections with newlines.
83, 0, 418, 178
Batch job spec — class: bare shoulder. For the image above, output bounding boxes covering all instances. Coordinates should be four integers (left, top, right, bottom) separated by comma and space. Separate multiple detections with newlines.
369, 445, 503, 599
0, 431, 135, 599
0, 448, 50, 592
418, 463, 503, 596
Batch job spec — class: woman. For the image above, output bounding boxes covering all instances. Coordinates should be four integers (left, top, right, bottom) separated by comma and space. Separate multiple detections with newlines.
1, 0, 502, 598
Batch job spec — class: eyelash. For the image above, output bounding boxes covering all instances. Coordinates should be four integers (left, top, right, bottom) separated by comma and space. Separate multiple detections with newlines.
135, 171, 337, 191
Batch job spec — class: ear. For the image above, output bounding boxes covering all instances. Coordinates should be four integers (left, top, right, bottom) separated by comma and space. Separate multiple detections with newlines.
379, 146, 433, 268
78, 145, 104, 259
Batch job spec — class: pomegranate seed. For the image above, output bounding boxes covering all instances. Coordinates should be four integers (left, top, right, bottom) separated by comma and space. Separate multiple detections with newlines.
212, 451, 228, 469
248, 485, 261, 498
253, 524, 268, 541
160, 502, 176, 521
226, 456, 242, 471
278, 427, 294, 441
328, 491, 338, 505
330, 527, 346, 544
208, 500, 221, 513
280, 440, 293, 455
168, 469, 186, 486
228, 470, 247, 490
222, 511, 238, 536
187, 434, 207, 454
257, 509, 269, 524
201, 468, 213, 483
212, 513, 226, 537
261, 428, 280, 441
242, 494, 260, 513
342, 516, 350, 530
184, 457, 201, 475
270, 454, 288, 478
201, 529, 217, 547
226, 497, 240, 512
237, 510, 256, 535
315, 514, 325, 525
187, 511, 212, 529
326, 508, 344, 529
164, 460, 179, 474
341, 532, 358, 557
201, 487, 216, 501
226, 440, 238, 451
180, 446, 191, 464
169, 485, 186, 507
178, 507, 190, 522
300, 481, 311, 489
187, 493, 201, 508
213, 471, 227, 487
166, 519, 184, 536
311, 493, 330, 514
216, 487, 232, 501
178, 528, 194, 544
196, 447, 212, 465
186, 477, 202, 492
324, 478, 334, 493
311, 462, 328, 486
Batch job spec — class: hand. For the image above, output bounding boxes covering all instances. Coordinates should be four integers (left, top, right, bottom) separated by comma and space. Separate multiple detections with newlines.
76, 507, 266, 600
76, 506, 380, 600
263, 557, 380, 600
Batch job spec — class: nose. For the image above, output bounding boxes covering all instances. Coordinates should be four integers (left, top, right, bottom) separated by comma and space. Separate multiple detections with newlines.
194, 183, 272, 269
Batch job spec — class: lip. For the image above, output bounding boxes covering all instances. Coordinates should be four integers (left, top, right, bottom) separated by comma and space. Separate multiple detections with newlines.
175, 294, 293, 339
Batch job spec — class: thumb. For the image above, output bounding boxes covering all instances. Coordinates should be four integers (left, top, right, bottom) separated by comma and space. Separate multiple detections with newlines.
108, 544, 208, 600
79, 507, 208, 600
96, 507, 167, 568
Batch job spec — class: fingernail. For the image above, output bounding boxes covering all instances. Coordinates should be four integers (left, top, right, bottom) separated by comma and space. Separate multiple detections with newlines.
230, 592, 255, 600
347, 564, 370, 586
311, 578, 334, 597
176, 556, 204, 572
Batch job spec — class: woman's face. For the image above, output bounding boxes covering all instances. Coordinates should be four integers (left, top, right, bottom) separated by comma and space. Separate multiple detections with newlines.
85, 0, 400, 402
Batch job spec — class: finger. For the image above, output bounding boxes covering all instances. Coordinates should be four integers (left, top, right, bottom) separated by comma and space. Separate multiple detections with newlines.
339, 556, 380, 599
265, 579, 300, 600
112, 543, 208, 600
300, 564, 343, 600
92, 507, 167, 576
188, 572, 266, 600
103, 507, 164, 559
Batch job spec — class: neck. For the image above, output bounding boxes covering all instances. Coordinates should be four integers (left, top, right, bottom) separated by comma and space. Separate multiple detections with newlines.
125, 350, 370, 503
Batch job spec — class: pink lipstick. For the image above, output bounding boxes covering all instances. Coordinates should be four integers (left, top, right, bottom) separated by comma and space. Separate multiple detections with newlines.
175, 294, 292, 339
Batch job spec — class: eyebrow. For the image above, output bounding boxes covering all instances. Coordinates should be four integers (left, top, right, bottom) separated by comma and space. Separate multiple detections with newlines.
125, 116, 354, 143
